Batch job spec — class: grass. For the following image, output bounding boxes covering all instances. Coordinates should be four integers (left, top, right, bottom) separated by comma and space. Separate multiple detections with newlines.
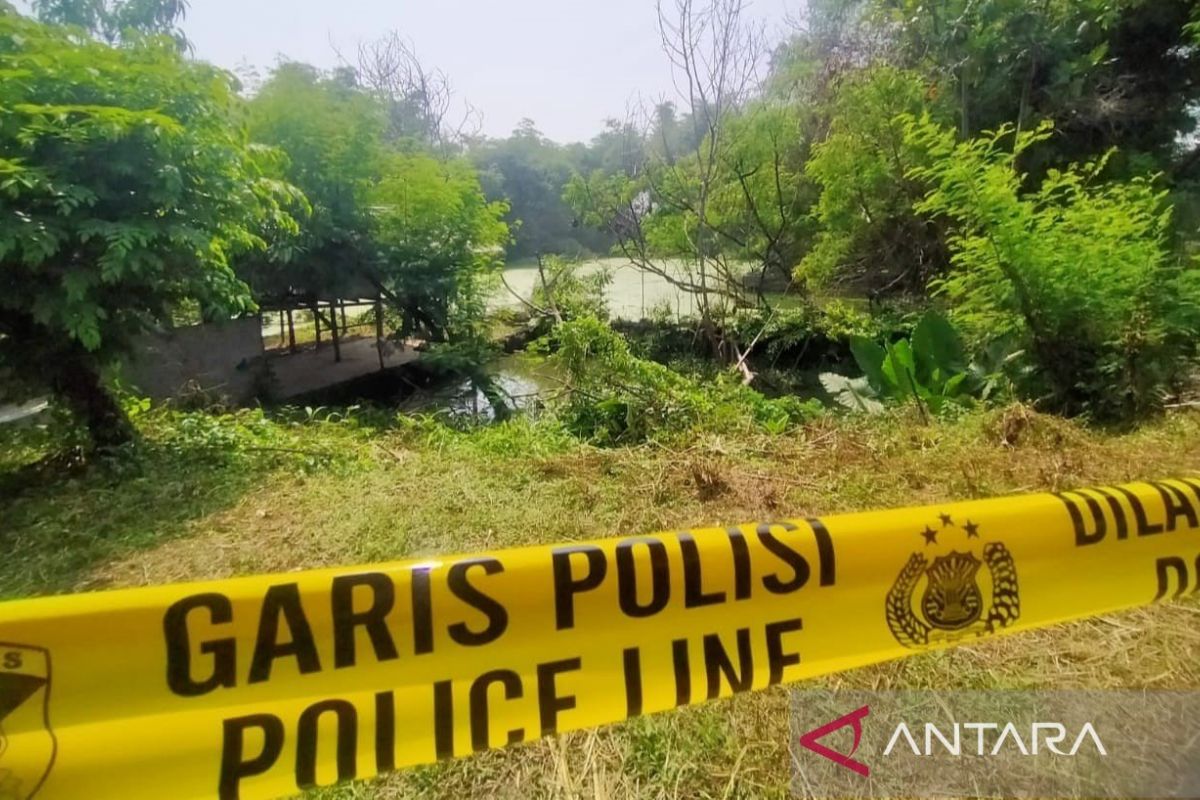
2, 403, 1199, 797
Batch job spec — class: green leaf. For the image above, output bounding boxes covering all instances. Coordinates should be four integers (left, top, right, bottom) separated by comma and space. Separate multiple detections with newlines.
849, 336, 888, 390
882, 339, 918, 398
911, 311, 966, 375
819, 372, 885, 414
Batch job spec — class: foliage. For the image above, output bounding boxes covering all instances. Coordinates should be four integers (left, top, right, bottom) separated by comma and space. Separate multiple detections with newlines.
470, 119, 619, 259
243, 63, 384, 300
32, 0, 189, 47
799, 66, 947, 295
529, 256, 612, 322
565, 0, 804, 362
636, 102, 812, 285
566, 104, 812, 354
370, 153, 509, 341
245, 62, 509, 345
0, 11, 299, 445
778, 0, 1200, 291
728, 300, 890, 363
549, 317, 820, 444
418, 334, 514, 422
874, 0, 1118, 135
906, 117, 1200, 419
866, 0, 1200, 178
820, 311, 974, 415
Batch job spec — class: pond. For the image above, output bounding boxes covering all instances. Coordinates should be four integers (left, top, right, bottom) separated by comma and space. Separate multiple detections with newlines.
493, 258, 704, 320
399, 353, 563, 421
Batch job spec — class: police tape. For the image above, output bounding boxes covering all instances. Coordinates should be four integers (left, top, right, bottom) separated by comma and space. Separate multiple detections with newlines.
1, 478, 1198, 799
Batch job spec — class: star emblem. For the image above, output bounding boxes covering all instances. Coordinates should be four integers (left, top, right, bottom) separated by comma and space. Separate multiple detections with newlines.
963, 520, 980, 538
920, 525, 938, 545
939, 513, 953, 527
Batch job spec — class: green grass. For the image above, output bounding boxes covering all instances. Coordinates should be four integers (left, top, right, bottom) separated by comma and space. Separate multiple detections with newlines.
3, 404, 1199, 797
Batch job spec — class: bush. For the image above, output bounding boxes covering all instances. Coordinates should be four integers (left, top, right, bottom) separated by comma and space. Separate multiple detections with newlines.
548, 318, 821, 444
730, 301, 885, 356
906, 117, 1200, 420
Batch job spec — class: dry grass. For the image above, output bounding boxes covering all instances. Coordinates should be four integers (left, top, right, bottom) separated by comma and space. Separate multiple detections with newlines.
4, 404, 1200, 798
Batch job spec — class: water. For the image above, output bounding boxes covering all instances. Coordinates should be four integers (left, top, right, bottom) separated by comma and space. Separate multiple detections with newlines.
494, 258, 703, 320
401, 353, 562, 421
323, 258, 803, 420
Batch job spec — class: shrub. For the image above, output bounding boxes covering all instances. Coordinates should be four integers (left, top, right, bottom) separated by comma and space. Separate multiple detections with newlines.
905, 117, 1200, 420
549, 318, 820, 444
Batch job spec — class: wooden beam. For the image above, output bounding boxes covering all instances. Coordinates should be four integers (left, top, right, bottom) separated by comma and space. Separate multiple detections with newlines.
329, 299, 341, 363
375, 295, 385, 371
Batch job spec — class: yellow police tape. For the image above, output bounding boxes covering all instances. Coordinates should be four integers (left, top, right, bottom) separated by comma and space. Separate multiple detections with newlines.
1, 478, 1199, 799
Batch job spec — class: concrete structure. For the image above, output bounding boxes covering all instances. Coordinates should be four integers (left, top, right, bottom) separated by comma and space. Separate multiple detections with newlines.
123, 318, 420, 405
266, 336, 419, 400
124, 318, 264, 405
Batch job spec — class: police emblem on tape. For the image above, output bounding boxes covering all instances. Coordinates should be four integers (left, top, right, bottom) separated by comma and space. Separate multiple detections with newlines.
885, 516, 1020, 648
0, 644, 55, 800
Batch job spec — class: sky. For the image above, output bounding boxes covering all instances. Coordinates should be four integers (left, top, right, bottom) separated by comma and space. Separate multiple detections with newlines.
178, 0, 796, 144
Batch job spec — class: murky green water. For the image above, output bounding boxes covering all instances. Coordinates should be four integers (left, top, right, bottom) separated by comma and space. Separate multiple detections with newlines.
493, 258, 705, 320
401, 353, 562, 420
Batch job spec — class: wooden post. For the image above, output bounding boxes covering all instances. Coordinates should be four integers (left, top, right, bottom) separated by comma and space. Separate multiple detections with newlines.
375, 295, 385, 371
278, 311, 284, 348
287, 308, 296, 353
329, 299, 341, 363
340, 300, 348, 334
313, 303, 321, 349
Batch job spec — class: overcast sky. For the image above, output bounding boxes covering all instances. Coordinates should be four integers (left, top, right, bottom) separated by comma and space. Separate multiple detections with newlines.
178, 0, 795, 144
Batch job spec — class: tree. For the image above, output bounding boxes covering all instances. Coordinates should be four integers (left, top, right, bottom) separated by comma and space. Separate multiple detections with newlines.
350, 31, 479, 153
244, 63, 385, 303
368, 153, 509, 341
31, 0, 189, 48
799, 66, 949, 295
869, 0, 1200, 177
0, 11, 299, 446
569, 0, 784, 367
782, 0, 1200, 296
471, 120, 610, 260
245, 61, 509, 346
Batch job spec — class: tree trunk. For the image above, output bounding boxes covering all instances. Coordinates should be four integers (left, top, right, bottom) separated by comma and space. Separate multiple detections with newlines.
50, 351, 134, 450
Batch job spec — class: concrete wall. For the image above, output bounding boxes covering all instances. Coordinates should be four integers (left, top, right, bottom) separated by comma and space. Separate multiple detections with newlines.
124, 318, 265, 405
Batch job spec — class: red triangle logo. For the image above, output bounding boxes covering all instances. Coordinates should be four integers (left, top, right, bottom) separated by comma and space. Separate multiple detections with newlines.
797, 705, 870, 776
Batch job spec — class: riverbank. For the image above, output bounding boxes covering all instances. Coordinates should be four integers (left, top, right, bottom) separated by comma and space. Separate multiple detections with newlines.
3, 404, 1198, 798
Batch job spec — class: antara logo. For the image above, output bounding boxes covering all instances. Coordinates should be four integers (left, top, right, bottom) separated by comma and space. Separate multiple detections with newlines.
797, 705, 871, 776
798, 707, 1107, 776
